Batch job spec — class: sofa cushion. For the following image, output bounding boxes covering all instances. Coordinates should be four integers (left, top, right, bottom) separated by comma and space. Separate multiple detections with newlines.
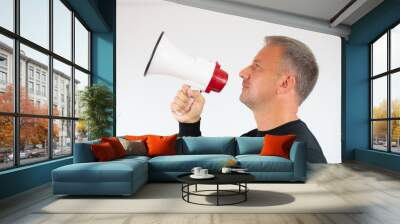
236, 155, 293, 172
235, 137, 263, 155
52, 158, 147, 183
148, 154, 235, 172
177, 137, 236, 155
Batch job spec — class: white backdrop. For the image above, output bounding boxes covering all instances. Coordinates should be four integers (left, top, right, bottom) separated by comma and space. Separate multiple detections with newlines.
116, 0, 342, 163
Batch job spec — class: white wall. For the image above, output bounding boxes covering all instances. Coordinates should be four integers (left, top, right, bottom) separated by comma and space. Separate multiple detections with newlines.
117, 0, 342, 163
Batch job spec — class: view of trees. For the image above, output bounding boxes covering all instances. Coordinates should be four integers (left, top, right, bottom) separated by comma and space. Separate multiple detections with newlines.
0, 84, 60, 158
372, 98, 400, 147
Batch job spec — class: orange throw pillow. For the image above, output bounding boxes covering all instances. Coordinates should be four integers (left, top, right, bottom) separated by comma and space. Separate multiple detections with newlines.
259, 134, 296, 159
101, 137, 127, 158
91, 142, 117, 161
146, 134, 177, 157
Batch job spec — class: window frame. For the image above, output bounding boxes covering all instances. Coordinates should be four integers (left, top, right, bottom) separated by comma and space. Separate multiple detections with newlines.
0, 0, 92, 171
370, 20, 400, 154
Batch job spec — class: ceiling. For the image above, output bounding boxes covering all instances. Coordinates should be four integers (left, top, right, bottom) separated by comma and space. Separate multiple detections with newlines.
165, 0, 384, 38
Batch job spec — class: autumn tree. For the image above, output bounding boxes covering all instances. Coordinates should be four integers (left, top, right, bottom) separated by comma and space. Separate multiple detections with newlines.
0, 84, 60, 152
372, 99, 400, 143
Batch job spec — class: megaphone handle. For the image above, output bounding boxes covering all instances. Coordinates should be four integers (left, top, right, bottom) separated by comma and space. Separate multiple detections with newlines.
175, 97, 195, 116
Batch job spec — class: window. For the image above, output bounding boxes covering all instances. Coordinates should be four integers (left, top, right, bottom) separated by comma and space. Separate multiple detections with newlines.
0, 116, 13, 170
28, 81, 34, 94
53, 0, 72, 60
0, 71, 6, 85
53, 119, 72, 158
0, 54, 8, 89
371, 23, 400, 154
36, 83, 40, 95
53, 59, 71, 117
28, 67, 34, 80
0, 54, 7, 67
0, 0, 91, 170
0, 0, 13, 32
75, 18, 89, 70
35, 70, 40, 81
42, 85, 46, 97
0, 35, 13, 113
41, 73, 46, 82
20, 0, 49, 49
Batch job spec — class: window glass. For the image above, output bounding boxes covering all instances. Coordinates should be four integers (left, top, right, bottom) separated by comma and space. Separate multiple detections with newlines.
53, 59, 72, 117
0, 116, 13, 170
20, 44, 49, 115
74, 18, 89, 69
391, 24, 400, 70
74, 69, 89, 118
53, 0, 72, 60
0, 0, 14, 31
0, 35, 14, 113
372, 121, 388, 151
53, 119, 72, 157
372, 33, 387, 76
372, 77, 387, 119
20, 117, 49, 165
20, 0, 49, 49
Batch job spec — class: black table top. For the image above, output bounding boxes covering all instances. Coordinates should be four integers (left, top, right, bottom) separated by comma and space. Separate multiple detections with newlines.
177, 172, 255, 185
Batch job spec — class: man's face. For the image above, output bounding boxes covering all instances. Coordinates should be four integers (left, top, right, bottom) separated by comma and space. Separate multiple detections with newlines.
239, 44, 284, 109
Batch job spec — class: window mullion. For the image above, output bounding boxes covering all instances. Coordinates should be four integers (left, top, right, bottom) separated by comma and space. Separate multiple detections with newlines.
71, 10, 76, 155
13, 0, 20, 167
388, 30, 391, 152
49, 0, 54, 160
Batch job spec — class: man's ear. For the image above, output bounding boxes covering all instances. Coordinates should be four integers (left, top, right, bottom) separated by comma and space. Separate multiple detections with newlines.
277, 74, 296, 94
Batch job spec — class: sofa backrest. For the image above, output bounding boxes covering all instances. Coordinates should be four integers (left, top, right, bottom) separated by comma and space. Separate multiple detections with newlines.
177, 137, 236, 155
73, 139, 100, 163
235, 137, 264, 155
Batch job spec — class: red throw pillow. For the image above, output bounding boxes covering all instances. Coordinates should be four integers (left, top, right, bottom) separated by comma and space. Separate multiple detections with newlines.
91, 142, 117, 161
101, 137, 127, 158
146, 134, 177, 157
259, 134, 296, 159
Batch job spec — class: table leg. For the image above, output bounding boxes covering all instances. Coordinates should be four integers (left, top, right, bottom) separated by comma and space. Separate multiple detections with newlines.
217, 184, 219, 206
245, 183, 247, 201
195, 184, 197, 192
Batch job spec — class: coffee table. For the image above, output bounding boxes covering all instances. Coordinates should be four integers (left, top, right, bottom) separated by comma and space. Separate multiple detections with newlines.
177, 172, 255, 206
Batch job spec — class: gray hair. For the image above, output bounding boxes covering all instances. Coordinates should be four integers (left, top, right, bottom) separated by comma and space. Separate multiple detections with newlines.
264, 36, 318, 105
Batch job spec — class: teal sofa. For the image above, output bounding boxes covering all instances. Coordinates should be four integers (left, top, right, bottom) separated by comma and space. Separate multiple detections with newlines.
52, 137, 306, 196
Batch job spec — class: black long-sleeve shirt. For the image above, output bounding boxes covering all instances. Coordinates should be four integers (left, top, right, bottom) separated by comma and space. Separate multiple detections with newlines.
178, 119, 327, 163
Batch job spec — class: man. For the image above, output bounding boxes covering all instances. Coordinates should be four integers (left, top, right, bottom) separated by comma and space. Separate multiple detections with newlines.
170, 36, 327, 163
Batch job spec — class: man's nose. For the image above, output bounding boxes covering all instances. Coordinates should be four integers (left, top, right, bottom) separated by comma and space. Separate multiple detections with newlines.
239, 66, 250, 79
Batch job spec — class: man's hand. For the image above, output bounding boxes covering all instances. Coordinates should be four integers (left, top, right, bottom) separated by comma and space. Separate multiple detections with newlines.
171, 84, 205, 123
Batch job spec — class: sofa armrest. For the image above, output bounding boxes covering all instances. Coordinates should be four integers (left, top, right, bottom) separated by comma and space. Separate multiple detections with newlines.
289, 141, 306, 181
73, 140, 100, 163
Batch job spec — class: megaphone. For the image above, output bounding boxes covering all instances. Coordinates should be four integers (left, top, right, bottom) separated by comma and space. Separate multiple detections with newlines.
144, 31, 228, 93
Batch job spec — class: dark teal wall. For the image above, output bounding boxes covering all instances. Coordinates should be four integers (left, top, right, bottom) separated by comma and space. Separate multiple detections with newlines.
0, 158, 72, 199
0, 0, 116, 200
92, 32, 115, 135
91, 0, 116, 135
344, 0, 400, 171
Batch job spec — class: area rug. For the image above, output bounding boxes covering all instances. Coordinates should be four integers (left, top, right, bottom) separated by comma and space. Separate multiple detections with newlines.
37, 183, 362, 214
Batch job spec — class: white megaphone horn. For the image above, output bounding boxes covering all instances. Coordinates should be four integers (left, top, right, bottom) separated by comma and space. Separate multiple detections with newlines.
144, 31, 228, 93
